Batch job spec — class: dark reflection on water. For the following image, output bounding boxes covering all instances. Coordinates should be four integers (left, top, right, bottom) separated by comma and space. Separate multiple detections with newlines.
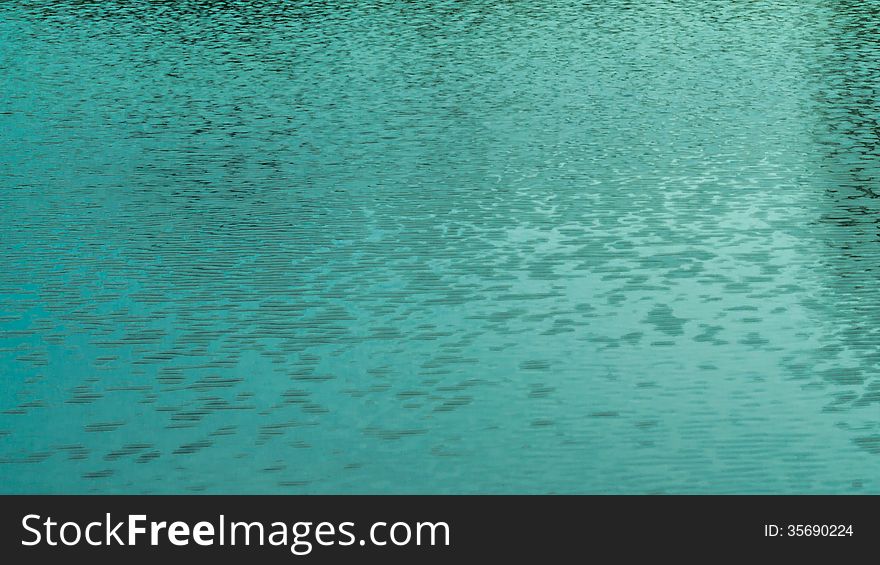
1, 1, 879, 493
810, 1, 880, 456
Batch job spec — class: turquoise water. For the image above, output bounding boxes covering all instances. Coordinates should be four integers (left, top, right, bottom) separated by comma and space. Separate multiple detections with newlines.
1, 0, 879, 493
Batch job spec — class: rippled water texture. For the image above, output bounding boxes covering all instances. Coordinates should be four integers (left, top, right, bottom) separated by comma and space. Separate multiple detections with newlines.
2, 1, 880, 493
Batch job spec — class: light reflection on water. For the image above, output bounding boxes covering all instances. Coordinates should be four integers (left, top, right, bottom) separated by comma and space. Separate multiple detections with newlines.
1, 1, 879, 493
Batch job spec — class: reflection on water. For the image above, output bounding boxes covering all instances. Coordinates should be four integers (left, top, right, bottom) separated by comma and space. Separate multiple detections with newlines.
810, 1, 880, 459
1, 1, 879, 493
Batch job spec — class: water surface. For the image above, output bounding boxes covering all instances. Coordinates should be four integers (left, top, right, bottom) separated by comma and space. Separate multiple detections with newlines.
1, 0, 880, 493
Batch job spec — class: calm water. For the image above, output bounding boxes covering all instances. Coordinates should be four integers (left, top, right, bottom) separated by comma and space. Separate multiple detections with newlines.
1, 0, 879, 493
